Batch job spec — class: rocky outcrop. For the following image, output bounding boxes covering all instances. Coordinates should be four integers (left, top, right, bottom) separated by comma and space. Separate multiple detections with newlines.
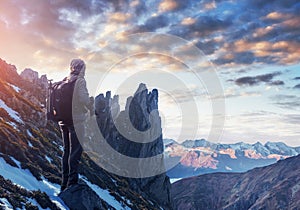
94, 83, 173, 209
172, 155, 300, 210
20, 68, 48, 89
59, 181, 113, 210
20, 68, 39, 83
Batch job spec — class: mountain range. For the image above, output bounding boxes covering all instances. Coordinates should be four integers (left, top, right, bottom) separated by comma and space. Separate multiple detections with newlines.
172, 154, 300, 209
164, 138, 300, 179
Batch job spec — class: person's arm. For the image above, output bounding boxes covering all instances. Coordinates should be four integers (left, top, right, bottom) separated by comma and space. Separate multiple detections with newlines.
75, 77, 90, 106
75, 77, 94, 115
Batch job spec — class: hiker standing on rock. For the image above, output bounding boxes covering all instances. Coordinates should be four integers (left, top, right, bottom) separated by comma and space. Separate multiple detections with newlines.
54, 59, 94, 191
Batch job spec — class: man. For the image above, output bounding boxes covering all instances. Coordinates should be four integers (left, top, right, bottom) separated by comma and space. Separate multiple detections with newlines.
59, 58, 93, 191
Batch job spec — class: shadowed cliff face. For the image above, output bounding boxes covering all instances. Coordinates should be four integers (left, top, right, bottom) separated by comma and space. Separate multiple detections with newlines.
172, 155, 300, 210
92, 83, 173, 210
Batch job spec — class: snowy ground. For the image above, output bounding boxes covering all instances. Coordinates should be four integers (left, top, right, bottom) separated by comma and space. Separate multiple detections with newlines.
170, 178, 182, 184
0, 156, 132, 210
0, 99, 23, 123
81, 175, 131, 210
0, 156, 68, 210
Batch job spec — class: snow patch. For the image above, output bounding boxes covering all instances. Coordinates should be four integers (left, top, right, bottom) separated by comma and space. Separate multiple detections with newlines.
0, 157, 67, 209
170, 178, 182, 184
81, 176, 130, 210
8, 83, 21, 93
0, 198, 13, 210
59, 145, 64, 152
27, 129, 34, 138
10, 156, 21, 168
6, 121, 18, 130
26, 130, 34, 147
28, 141, 33, 147
45, 156, 52, 163
225, 166, 232, 171
0, 99, 23, 123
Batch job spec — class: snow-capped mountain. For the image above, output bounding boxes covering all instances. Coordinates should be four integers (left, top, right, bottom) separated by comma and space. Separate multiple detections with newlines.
165, 139, 300, 178
172, 154, 300, 209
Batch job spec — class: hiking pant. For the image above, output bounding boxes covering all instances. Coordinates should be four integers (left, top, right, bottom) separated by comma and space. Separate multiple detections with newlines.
59, 122, 84, 189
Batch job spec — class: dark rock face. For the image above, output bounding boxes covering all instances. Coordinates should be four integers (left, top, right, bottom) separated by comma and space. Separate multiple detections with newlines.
20, 68, 48, 89
59, 181, 113, 210
172, 155, 300, 210
94, 83, 173, 209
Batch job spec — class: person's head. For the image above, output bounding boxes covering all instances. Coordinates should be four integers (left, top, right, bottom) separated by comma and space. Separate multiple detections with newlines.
70, 59, 86, 76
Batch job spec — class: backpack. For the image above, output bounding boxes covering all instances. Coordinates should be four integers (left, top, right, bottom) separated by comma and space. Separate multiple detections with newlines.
47, 77, 77, 122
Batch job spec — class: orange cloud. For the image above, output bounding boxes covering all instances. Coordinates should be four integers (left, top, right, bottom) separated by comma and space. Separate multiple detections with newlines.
233, 40, 300, 64
204, 2, 216, 10
282, 17, 300, 28
253, 25, 274, 38
159, 0, 178, 12
109, 12, 131, 22
181, 17, 196, 25
265, 12, 288, 20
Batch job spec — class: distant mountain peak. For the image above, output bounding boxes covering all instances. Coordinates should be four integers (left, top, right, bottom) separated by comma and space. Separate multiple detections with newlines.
172, 154, 300, 209
165, 138, 300, 179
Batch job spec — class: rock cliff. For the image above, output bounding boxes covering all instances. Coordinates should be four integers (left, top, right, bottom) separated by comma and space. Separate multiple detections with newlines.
93, 83, 173, 210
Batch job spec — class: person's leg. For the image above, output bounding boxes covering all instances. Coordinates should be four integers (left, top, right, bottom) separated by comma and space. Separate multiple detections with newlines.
59, 123, 70, 191
67, 123, 84, 186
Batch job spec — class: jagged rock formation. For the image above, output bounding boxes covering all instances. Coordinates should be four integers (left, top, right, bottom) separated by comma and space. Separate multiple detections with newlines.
20, 68, 48, 89
59, 181, 113, 210
93, 83, 173, 209
172, 154, 300, 210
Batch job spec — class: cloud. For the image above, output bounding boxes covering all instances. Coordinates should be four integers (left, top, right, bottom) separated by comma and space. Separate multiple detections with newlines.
191, 16, 233, 36
293, 77, 300, 80
282, 114, 300, 125
134, 14, 170, 32
235, 76, 258, 86
1, 0, 300, 75
214, 52, 256, 65
158, 0, 178, 12
109, 12, 131, 22
234, 72, 282, 86
294, 84, 300, 89
271, 94, 300, 110
209, 0, 300, 66
195, 40, 218, 55
158, 0, 193, 13
211, 89, 261, 100
269, 80, 285, 86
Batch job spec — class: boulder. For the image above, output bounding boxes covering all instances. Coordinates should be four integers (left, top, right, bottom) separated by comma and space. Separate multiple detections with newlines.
58, 181, 113, 210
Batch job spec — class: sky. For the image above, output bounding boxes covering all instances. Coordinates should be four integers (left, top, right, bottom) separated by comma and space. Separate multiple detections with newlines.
0, 0, 299, 146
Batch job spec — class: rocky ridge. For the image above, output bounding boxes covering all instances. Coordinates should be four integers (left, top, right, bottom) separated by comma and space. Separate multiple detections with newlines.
165, 139, 300, 178
172, 154, 300, 210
